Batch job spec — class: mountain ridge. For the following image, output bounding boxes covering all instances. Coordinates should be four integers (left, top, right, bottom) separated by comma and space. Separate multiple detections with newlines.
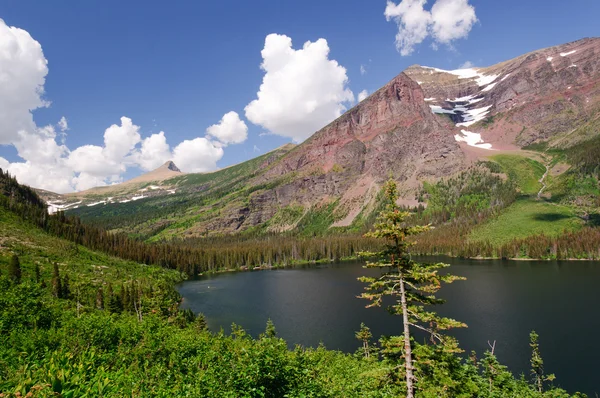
34, 37, 600, 238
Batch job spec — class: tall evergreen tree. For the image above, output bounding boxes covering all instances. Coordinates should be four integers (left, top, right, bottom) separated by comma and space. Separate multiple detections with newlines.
358, 179, 466, 398
8, 254, 22, 284
61, 275, 71, 300
52, 263, 62, 298
355, 323, 373, 359
264, 319, 277, 338
34, 263, 41, 284
530, 330, 555, 393
96, 287, 104, 310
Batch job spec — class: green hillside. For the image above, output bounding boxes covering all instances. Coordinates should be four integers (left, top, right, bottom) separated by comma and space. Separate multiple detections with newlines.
68, 145, 295, 240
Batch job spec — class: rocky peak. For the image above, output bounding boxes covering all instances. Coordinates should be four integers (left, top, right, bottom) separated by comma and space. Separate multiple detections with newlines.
160, 161, 181, 172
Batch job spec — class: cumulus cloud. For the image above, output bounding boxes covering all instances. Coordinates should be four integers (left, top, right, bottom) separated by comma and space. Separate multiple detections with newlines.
385, 0, 477, 56
360, 65, 367, 75
172, 138, 224, 173
358, 90, 369, 102
66, 116, 142, 181
0, 19, 49, 145
459, 60, 475, 69
206, 111, 248, 145
245, 34, 354, 143
0, 18, 256, 193
135, 131, 172, 171
0, 18, 251, 193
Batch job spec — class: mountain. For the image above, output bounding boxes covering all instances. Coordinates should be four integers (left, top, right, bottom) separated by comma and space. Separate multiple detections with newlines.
40, 38, 600, 239
406, 37, 600, 150
127, 160, 183, 183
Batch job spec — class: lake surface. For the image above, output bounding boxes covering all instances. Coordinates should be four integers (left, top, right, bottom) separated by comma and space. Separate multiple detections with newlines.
177, 257, 600, 395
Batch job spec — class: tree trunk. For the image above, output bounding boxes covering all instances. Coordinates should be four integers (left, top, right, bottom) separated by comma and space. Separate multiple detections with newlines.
399, 276, 415, 398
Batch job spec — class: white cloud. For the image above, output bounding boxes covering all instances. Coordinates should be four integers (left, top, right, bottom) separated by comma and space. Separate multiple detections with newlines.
360, 64, 367, 75
6, 161, 75, 193
102, 116, 141, 163
58, 116, 68, 132
66, 116, 141, 179
0, 156, 10, 170
172, 138, 224, 173
245, 34, 354, 143
0, 19, 236, 193
430, 0, 477, 44
136, 131, 172, 171
358, 90, 369, 102
385, 0, 477, 56
0, 19, 49, 145
206, 111, 248, 145
459, 60, 475, 69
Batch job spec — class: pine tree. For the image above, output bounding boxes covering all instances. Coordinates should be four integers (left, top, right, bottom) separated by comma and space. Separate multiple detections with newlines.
355, 322, 373, 359
195, 313, 208, 331
34, 263, 41, 284
96, 287, 104, 310
358, 179, 466, 398
122, 285, 131, 313
106, 284, 122, 313
61, 275, 71, 300
264, 319, 276, 338
530, 330, 555, 393
8, 254, 22, 284
52, 263, 62, 298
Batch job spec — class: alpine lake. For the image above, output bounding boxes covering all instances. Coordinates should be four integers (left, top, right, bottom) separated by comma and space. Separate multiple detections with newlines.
178, 257, 600, 396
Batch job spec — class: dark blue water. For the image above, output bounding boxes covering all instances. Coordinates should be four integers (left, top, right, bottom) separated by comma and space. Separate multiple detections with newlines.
177, 257, 600, 395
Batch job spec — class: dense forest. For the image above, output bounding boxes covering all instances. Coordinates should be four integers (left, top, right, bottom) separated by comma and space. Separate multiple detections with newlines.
0, 175, 587, 397
0, 169, 380, 275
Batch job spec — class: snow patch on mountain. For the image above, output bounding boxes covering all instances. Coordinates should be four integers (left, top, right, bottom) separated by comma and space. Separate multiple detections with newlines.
430, 105, 456, 114
454, 130, 493, 150
560, 50, 576, 57
457, 105, 493, 127
47, 201, 82, 214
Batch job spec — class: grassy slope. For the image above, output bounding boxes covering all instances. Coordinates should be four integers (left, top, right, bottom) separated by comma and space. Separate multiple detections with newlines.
468, 153, 586, 246
469, 197, 582, 245
490, 154, 546, 195
0, 206, 181, 293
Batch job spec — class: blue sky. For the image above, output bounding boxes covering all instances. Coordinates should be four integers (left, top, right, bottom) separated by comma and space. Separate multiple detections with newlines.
0, 0, 599, 192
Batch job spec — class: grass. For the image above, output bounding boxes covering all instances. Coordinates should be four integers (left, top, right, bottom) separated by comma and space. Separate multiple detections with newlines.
469, 197, 583, 246
490, 155, 546, 195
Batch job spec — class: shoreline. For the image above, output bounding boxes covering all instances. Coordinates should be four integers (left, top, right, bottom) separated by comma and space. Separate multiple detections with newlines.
194, 253, 599, 278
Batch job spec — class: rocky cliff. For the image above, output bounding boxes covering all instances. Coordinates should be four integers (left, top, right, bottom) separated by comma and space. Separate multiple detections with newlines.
243, 72, 465, 228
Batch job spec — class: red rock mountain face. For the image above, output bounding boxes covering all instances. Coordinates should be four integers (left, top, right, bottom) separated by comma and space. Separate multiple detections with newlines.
406, 37, 600, 149
243, 73, 466, 227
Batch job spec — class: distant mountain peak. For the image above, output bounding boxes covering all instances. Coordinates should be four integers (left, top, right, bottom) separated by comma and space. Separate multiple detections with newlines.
160, 160, 181, 173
